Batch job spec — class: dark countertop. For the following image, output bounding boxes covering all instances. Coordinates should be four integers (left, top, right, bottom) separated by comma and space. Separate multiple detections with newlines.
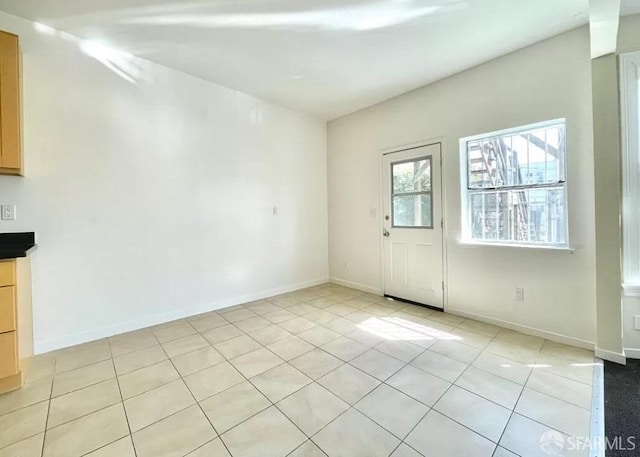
0, 232, 36, 260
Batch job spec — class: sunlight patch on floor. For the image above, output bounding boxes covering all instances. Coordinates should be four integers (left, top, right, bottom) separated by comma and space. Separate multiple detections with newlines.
357, 316, 463, 341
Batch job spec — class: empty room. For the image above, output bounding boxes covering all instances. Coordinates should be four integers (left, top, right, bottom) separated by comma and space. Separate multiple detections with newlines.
0, 0, 639, 456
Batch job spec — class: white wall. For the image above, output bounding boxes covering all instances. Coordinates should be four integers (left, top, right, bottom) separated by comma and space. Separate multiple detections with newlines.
623, 295, 640, 357
0, 11, 328, 354
328, 27, 596, 347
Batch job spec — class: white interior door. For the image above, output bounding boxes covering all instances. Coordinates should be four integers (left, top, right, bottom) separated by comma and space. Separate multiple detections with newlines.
382, 143, 444, 309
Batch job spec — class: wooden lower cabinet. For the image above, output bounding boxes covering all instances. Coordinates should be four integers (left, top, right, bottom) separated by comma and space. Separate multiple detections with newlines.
0, 259, 20, 393
0, 286, 15, 333
0, 261, 15, 286
0, 331, 17, 377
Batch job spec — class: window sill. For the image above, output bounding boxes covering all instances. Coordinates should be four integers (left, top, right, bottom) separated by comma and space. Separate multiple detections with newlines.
457, 240, 575, 253
622, 284, 640, 297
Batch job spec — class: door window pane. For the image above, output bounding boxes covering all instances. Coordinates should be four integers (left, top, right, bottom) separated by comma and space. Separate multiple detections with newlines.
393, 159, 431, 193
391, 156, 433, 228
392, 194, 432, 228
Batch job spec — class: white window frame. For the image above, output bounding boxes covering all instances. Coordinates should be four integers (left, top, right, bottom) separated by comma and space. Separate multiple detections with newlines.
621, 52, 640, 289
459, 119, 570, 249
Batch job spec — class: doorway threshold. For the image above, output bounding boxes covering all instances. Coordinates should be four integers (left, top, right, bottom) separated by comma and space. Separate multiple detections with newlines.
383, 295, 443, 312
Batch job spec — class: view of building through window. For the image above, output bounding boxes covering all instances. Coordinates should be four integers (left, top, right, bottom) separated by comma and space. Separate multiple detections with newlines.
463, 120, 567, 245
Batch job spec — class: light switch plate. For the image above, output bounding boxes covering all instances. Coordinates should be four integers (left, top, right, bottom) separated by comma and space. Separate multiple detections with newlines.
634, 315, 640, 331
1, 205, 15, 220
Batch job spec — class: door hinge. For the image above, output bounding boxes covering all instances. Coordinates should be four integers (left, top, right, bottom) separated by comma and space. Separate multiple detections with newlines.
440, 218, 443, 228
441, 281, 445, 291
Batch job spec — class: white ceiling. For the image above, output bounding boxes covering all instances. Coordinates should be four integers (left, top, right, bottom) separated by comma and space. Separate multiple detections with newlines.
0, 0, 588, 119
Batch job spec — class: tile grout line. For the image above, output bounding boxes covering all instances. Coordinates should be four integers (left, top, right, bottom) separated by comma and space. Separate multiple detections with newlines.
279, 325, 429, 454
92, 319, 244, 455
300, 343, 432, 456
182, 289, 587, 454
430, 318, 579, 452
197, 314, 342, 451
186, 315, 331, 455
400, 321, 506, 453
109, 318, 287, 447
57, 326, 206, 457
0, 306, 485, 453
401, 317, 579, 452
372, 341, 443, 453
151, 322, 237, 457
2, 355, 587, 455
56, 338, 134, 457
1, 284, 596, 457
0, 288, 332, 453
386, 407, 432, 457
52, 336, 214, 399
449, 316, 595, 396
109, 345, 138, 457
39, 355, 57, 457
185, 293, 407, 454
168, 293, 364, 446
492, 339, 541, 456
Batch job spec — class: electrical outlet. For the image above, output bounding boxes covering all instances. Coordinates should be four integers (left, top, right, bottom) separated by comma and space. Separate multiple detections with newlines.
514, 287, 525, 302
1, 205, 15, 221
272, 206, 278, 216
634, 315, 640, 331
344, 261, 349, 270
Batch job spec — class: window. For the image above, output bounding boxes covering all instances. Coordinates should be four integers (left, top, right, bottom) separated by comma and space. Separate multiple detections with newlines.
391, 156, 433, 228
621, 53, 640, 284
460, 119, 568, 246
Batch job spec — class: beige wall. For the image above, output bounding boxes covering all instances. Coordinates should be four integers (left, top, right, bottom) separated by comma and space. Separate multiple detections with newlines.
618, 14, 640, 54
591, 54, 624, 358
328, 27, 596, 346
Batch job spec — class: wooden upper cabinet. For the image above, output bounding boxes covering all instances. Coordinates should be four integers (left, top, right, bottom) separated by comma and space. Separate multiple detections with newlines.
0, 31, 21, 176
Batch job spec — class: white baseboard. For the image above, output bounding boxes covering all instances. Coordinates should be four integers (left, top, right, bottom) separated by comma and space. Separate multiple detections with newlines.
329, 277, 383, 296
623, 347, 640, 359
34, 277, 329, 354
594, 347, 626, 364
446, 306, 594, 350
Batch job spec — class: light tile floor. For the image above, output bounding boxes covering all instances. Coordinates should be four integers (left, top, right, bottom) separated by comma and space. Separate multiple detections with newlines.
0, 284, 598, 457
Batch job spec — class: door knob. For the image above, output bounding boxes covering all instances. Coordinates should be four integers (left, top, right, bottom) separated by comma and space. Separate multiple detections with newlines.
383, 229, 390, 237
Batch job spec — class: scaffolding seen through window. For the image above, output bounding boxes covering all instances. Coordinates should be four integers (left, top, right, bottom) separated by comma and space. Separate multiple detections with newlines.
462, 119, 568, 246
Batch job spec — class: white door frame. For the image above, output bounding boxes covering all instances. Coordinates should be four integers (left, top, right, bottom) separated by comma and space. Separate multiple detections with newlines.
379, 138, 449, 310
